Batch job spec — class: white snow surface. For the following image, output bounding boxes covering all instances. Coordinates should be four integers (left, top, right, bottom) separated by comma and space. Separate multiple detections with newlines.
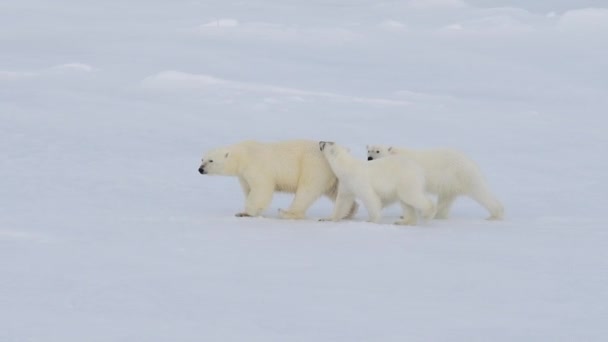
1, 0, 607, 341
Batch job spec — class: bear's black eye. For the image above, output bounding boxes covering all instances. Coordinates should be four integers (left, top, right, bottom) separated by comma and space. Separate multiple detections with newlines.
376, 150, 379, 153
209, 160, 213, 163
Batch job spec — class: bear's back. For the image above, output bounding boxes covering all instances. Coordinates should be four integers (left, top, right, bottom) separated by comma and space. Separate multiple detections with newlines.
236, 140, 333, 192
237, 140, 320, 165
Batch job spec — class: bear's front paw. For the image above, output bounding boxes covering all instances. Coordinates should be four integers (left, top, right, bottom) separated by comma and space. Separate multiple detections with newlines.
486, 215, 503, 221
319, 217, 337, 222
278, 209, 305, 220
395, 218, 417, 226
235, 212, 253, 217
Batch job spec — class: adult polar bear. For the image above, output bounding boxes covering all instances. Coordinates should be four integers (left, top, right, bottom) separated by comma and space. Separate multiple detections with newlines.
367, 145, 504, 220
198, 140, 358, 219
320, 141, 435, 225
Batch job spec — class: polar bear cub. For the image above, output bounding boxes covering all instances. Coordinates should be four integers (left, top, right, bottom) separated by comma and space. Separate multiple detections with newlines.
367, 145, 504, 220
199, 140, 358, 219
319, 141, 435, 225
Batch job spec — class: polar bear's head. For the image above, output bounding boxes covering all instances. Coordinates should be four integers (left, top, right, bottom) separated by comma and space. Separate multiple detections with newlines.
198, 147, 236, 176
366, 145, 393, 161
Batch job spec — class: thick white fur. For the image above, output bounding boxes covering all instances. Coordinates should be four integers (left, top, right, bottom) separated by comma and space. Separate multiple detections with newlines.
367, 144, 504, 220
199, 140, 357, 219
320, 141, 435, 225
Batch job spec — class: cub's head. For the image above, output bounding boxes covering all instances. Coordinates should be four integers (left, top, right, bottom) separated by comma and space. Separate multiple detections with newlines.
198, 147, 232, 175
366, 145, 393, 161
319, 141, 349, 159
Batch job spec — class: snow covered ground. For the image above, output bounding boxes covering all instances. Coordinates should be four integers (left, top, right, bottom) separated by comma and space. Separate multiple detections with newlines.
1, 0, 607, 341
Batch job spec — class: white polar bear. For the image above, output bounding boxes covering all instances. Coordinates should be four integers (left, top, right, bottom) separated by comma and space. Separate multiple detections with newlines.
367, 144, 504, 220
320, 141, 436, 225
198, 140, 358, 219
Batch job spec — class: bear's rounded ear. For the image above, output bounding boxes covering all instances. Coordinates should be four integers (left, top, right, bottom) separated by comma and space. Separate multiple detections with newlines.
388, 146, 393, 152
366, 145, 369, 149
225, 152, 229, 158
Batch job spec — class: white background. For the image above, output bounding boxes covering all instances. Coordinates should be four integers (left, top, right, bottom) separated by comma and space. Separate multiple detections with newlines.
1, 1, 607, 341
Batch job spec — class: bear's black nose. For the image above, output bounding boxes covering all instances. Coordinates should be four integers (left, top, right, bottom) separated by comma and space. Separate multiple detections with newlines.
198, 167, 205, 174
367, 157, 373, 161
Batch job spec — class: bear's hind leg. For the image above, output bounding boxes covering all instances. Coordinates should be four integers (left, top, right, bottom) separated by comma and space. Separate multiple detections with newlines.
395, 203, 417, 225
398, 189, 436, 223
344, 201, 359, 219
435, 194, 457, 219
469, 183, 504, 220
279, 182, 327, 220
325, 181, 359, 219
358, 188, 382, 223
320, 186, 356, 222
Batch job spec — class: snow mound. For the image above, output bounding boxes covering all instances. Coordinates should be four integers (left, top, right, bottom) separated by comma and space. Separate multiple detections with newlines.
141, 71, 410, 106
379, 20, 407, 30
558, 8, 608, 31
201, 18, 240, 28
407, 0, 467, 10
51, 63, 95, 73
1, 63, 94, 81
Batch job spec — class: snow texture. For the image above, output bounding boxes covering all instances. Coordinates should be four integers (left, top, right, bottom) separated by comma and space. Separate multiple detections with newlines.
1, 0, 607, 341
